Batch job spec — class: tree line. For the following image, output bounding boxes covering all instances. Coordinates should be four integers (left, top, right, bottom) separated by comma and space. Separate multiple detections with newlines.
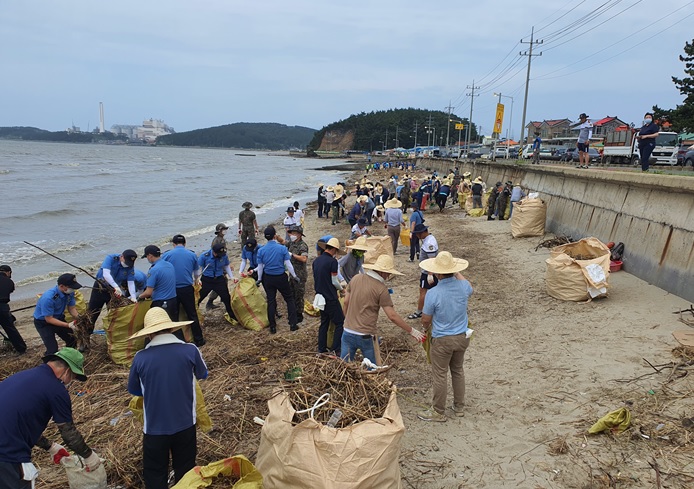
653, 38, 694, 133
155, 123, 316, 150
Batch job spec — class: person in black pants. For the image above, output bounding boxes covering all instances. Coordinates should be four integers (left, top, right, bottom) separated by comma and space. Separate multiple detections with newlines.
317, 185, 326, 218
0, 265, 26, 354
256, 226, 300, 334
196, 244, 237, 323
312, 237, 344, 355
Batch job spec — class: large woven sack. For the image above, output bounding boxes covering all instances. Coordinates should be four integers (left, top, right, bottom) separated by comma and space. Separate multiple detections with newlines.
364, 236, 393, 265
65, 290, 87, 322
129, 380, 212, 433
545, 237, 611, 301
103, 300, 151, 366
511, 198, 547, 238
463, 193, 473, 211
172, 455, 262, 489
231, 277, 269, 331
256, 389, 404, 489
60, 455, 107, 489
400, 216, 410, 246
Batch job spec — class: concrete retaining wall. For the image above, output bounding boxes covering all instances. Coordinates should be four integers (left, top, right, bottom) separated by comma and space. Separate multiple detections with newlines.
416, 157, 694, 302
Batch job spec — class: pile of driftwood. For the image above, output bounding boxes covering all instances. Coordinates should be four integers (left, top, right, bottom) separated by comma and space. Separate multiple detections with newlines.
535, 235, 573, 251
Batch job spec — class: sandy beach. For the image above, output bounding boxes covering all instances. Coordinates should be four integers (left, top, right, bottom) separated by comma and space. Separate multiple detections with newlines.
3, 165, 693, 488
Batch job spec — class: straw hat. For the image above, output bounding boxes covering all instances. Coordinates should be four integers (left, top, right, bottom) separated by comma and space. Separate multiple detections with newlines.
375, 205, 384, 212
420, 251, 469, 274
346, 236, 371, 252
473, 177, 483, 184
384, 199, 402, 209
317, 237, 341, 251
129, 307, 192, 339
326, 186, 334, 191
363, 254, 403, 276
463, 171, 471, 177
358, 195, 368, 203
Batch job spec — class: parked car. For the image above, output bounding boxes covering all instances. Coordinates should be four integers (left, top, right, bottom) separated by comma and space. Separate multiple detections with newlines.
676, 144, 692, 165
548, 148, 568, 161
682, 146, 694, 167
560, 148, 577, 162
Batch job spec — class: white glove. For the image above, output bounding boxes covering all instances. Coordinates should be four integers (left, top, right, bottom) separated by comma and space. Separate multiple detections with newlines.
129, 297, 138, 303
68, 321, 77, 331
84, 451, 101, 472
426, 274, 435, 285
112, 287, 122, 297
409, 328, 425, 342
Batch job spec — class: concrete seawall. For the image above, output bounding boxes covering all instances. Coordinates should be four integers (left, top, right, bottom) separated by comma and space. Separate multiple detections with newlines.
416, 157, 694, 302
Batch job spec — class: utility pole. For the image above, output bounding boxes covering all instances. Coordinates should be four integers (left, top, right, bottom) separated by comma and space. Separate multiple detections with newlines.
519, 26, 543, 146
395, 125, 399, 148
426, 113, 433, 147
413, 121, 418, 153
385, 128, 389, 150
465, 80, 479, 158
445, 100, 454, 150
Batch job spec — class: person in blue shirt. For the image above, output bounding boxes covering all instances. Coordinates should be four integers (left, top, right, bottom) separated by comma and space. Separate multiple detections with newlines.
33, 273, 82, 356
0, 347, 101, 487
408, 202, 425, 261
257, 226, 300, 334
239, 238, 262, 279
417, 252, 473, 423
637, 112, 660, 172
127, 308, 208, 489
132, 270, 148, 297
87, 249, 138, 331
162, 235, 204, 346
139, 245, 178, 321
532, 131, 542, 164
196, 243, 236, 322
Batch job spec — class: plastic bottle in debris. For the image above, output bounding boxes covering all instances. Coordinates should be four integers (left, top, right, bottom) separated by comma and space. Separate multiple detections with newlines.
326, 409, 343, 428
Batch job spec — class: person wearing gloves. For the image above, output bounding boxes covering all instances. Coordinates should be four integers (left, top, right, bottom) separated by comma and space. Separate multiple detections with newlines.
417, 252, 473, 422
127, 308, 208, 489
139, 245, 178, 321
407, 224, 439, 320
238, 238, 262, 279
205, 223, 229, 311
350, 217, 371, 240
33, 274, 83, 356
286, 225, 308, 326
87, 249, 138, 331
0, 347, 101, 488
256, 226, 300, 334
196, 243, 237, 323
337, 236, 369, 284
342, 255, 425, 365
162, 235, 205, 347
313, 237, 345, 355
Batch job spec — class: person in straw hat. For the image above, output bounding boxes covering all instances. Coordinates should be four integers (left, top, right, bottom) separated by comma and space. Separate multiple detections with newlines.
347, 195, 368, 227
331, 185, 344, 225
128, 307, 208, 488
383, 198, 404, 254
338, 236, 370, 284
342, 255, 425, 365
313, 237, 345, 355
325, 186, 335, 220
415, 252, 472, 422
238, 202, 258, 246
0, 347, 102, 486
471, 177, 484, 209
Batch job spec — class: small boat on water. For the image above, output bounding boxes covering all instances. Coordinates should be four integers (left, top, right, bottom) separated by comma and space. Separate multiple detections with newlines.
235, 153, 256, 157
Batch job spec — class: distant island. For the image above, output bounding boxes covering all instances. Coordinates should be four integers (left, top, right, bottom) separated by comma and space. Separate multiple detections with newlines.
0, 126, 126, 143
155, 122, 316, 150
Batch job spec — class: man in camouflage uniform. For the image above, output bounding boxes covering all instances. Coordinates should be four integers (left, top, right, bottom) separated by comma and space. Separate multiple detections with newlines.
286, 225, 308, 325
238, 202, 258, 246
496, 181, 513, 221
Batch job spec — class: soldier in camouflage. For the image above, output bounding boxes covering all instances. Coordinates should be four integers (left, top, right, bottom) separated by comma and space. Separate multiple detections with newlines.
238, 202, 258, 246
286, 224, 309, 325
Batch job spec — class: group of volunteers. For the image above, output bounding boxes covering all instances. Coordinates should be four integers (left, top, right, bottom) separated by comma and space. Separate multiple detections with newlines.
0, 168, 481, 488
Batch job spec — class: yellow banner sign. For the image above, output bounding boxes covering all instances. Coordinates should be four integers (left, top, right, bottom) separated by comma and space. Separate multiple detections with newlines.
455, 123, 465, 130
493, 103, 505, 134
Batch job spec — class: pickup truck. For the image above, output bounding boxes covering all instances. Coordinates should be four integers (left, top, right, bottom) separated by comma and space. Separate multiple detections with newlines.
602, 129, 679, 166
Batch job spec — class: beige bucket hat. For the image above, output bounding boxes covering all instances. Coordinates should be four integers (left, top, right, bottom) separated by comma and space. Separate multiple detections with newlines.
129, 307, 192, 339
384, 199, 402, 209
357, 195, 368, 203
346, 236, 371, 252
419, 251, 469, 274
363, 254, 403, 276
317, 237, 341, 251
473, 177, 483, 184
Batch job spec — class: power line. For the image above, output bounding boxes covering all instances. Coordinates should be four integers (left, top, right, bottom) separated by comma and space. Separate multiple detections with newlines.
541, 0, 625, 42
535, 0, 588, 34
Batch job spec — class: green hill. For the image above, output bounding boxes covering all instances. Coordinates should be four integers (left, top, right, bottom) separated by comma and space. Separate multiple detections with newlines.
0, 126, 126, 143
155, 122, 316, 150
307, 108, 478, 153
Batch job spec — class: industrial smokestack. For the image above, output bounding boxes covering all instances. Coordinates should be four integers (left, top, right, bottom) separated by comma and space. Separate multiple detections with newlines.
99, 102, 105, 133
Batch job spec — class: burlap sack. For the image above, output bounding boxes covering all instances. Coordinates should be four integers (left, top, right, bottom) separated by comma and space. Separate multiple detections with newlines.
256, 390, 404, 489
104, 300, 151, 366
545, 237, 611, 301
231, 277, 269, 331
364, 236, 394, 265
511, 198, 547, 238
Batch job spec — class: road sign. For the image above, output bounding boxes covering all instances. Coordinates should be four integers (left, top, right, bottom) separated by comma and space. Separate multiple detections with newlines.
493, 103, 505, 134
455, 123, 465, 130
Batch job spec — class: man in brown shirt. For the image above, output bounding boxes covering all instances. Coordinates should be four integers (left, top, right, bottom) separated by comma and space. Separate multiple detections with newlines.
342, 255, 424, 365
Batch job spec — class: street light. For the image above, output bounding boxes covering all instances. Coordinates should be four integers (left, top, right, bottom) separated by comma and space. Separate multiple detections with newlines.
493, 92, 514, 158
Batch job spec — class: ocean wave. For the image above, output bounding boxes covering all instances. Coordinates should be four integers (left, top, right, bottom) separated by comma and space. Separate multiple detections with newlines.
4, 208, 79, 221
0, 240, 92, 265
64, 162, 80, 167
0, 169, 10, 175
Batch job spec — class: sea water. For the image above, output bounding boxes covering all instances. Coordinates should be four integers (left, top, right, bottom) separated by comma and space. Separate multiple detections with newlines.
0, 140, 349, 299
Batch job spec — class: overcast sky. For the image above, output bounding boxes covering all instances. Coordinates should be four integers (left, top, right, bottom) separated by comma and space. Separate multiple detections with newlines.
2, 0, 693, 138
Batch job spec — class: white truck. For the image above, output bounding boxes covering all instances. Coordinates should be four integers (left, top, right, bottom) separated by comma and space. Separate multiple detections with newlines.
602, 128, 679, 166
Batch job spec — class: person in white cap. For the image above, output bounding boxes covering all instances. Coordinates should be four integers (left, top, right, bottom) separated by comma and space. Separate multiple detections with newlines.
416, 252, 472, 422
128, 308, 208, 489
342, 255, 424, 365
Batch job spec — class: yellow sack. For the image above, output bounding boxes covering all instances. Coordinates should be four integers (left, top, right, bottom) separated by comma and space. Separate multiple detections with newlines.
304, 300, 321, 317
104, 300, 151, 366
467, 208, 486, 218
129, 380, 212, 433
588, 407, 631, 434
421, 329, 432, 364
326, 297, 344, 348
231, 277, 269, 331
399, 216, 410, 246
172, 455, 262, 489
65, 290, 87, 322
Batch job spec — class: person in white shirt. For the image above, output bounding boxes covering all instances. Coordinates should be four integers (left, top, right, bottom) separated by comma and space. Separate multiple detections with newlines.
283, 206, 299, 241
293, 201, 305, 226
350, 218, 371, 240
